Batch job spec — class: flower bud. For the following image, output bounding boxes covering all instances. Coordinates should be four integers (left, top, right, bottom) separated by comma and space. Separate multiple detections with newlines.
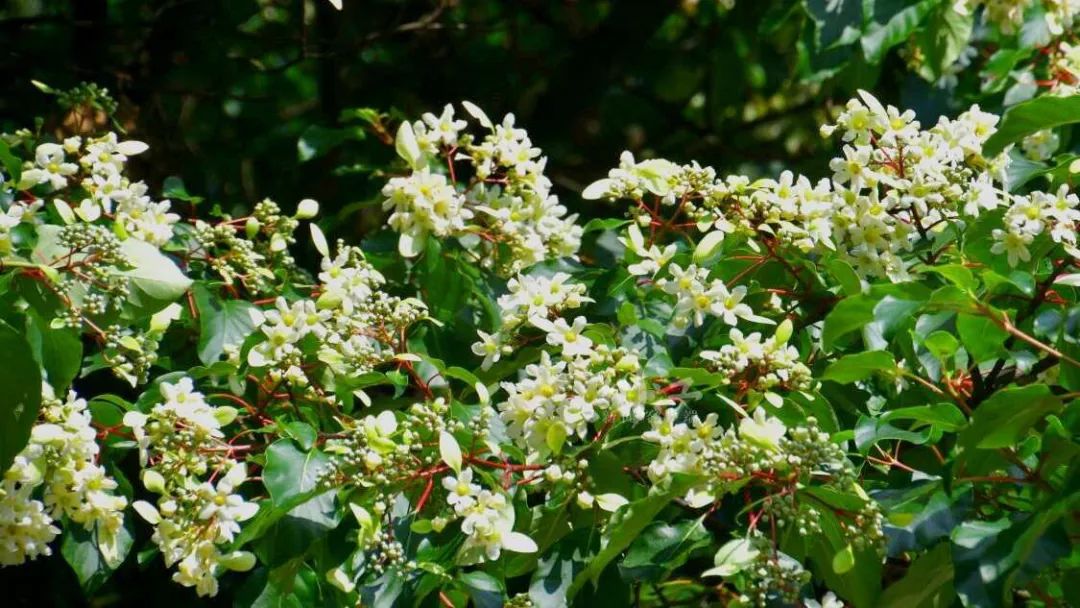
141, 470, 166, 493
295, 198, 320, 219
575, 490, 595, 509
327, 567, 355, 593
244, 217, 261, 238
220, 551, 256, 572
213, 406, 238, 427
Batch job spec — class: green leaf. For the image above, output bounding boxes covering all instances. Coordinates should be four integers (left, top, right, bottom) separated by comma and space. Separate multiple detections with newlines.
914, 3, 973, 81
1004, 148, 1048, 192
803, 0, 864, 49
231, 485, 331, 550
394, 120, 423, 169
440, 430, 463, 472
162, 176, 203, 203
582, 218, 629, 234
832, 543, 856, 574
567, 477, 694, 599
545, 423, 567, 455
120, 238, 193, 311
619, 518, 710, 582
982, 48, 1032, 94
194, 284, 259, 365
956, 313, 1009, 363
0, 139, 22, 184
828, 258, 863, 296
983, 95, 1080, 157
262, 440, 337, 527
529, 529, 591, 608
460, 571, 505, 608
61, 519, 134, 593
860, 0, 941, 64
0, 319, 43, 474
822, 350, 896, 384
923, 331, 959, 360
297, 125, 352, 162
693, 231, 725, 265
855, 403, 966, 453
702, 538, 760, 577
235, 563, 318, 608
281, 421, 317, 451
952, 503, 1073, 608
822, 294, 878, 350
879, 542, 954, 608
25, 308, 82, 392
960, 384, 1062, 449
927, 265, 976, 290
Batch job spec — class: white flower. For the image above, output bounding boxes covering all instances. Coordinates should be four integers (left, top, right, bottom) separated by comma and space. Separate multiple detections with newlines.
19, 143, 78, 189
382, 167, 472, 257
0, 482, 59, 566
991, 228, 1033, 266
458, 491, 536, 562
196, 463, 258, 543
710, 282, 755, 326
81, 132, 148, 175
531, 315, 593, 358
805, 591, 843, 608
421, 104, 468, 147
441, 467, 480, 514
739, 408, 787, 452
159, 378, 222, 434
471, 330, 503, 370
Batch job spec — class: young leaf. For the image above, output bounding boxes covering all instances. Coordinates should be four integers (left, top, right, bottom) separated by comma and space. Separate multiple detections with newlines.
394, 121, 423, 169
440, 430, 462, 473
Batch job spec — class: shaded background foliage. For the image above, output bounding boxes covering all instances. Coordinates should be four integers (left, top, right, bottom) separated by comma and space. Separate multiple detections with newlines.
0, 0, 943, 238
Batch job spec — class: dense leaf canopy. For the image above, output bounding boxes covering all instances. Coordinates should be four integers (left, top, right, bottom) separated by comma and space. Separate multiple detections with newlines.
0, 1, 1079, 607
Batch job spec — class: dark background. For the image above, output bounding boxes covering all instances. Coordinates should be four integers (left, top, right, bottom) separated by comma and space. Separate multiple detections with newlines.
0, 0, 949, 240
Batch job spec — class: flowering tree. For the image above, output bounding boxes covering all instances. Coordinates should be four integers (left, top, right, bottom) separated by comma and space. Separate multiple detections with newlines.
2, 3, 1080, 604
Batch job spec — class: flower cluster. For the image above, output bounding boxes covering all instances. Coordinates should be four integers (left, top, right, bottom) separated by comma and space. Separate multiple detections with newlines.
438, 467, 536, 562
51, 223, 134, 327
15, 133, 179, 245
486, 280, 661, 460
321, 398, 537, 582
124, 378, 256, 597
471, 272, 591, 369
992, 184, 1080, 265
699, 320, 814, 404
191, 198, 305, 295
957, 0, 1080, 36
496, 344, 653, 461
0, 386, 127, 566
383, 103, 582, 273
247, 239, 429, 400
1047, 41, 1080, 96
1, 130, 195, 389
644, 407, 883, 546
703, 535, 813, 605
656, 262, 772, 330
1021, 129, 1061, 161
586, 90, 1080, 280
